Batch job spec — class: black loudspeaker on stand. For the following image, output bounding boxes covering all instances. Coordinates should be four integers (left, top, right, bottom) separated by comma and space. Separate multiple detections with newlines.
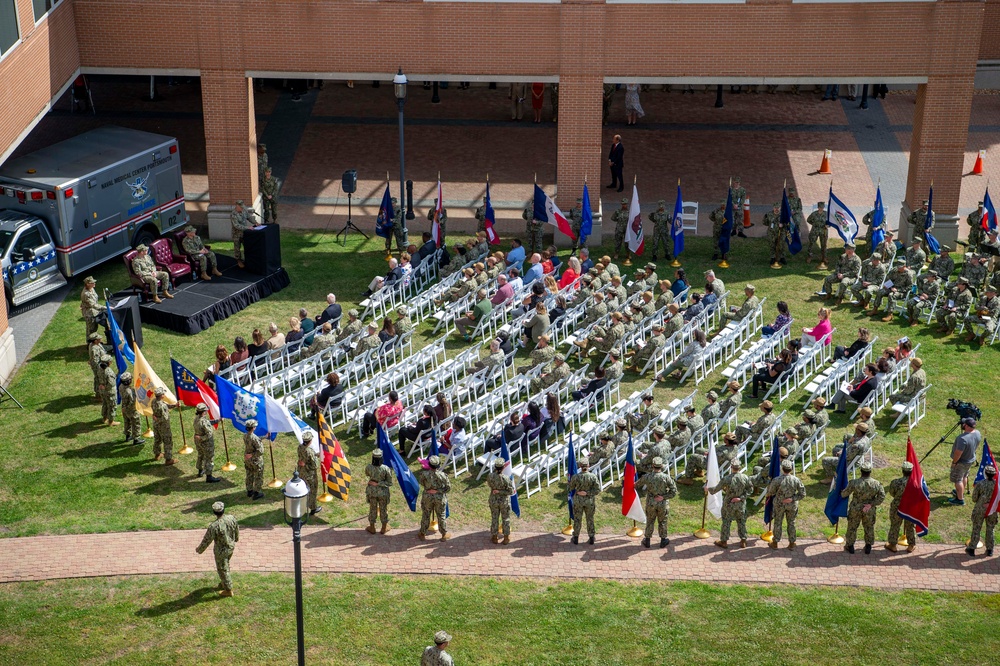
336, 168, 368, 244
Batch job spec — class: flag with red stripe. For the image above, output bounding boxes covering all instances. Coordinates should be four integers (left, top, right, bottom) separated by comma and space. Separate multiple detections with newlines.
621, 435, 646, 523
170, 359, 220, 426
626, 183, 645, 255
533, 184, 576, 240
317, 413, 350, 501
432, 179, 443, 247
484, 180, 500, 245
898, 437, 931, 537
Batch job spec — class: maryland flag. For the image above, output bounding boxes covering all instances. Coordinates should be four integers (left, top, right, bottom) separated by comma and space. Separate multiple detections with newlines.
317, 413, 350, 501
132, 344, 176, 416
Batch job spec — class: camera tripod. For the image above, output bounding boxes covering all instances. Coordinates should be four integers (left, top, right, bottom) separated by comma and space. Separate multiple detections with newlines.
919, 419, 965, 464
336, 193, 369, 245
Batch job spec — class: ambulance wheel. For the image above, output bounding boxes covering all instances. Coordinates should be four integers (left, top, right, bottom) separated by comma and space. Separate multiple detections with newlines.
132, 229, 157, 250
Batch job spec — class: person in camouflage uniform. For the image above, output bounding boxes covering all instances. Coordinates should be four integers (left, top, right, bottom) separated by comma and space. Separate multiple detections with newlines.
569, 458, 601, 544
937, 277, 975, 333
637, 456, 677, 548
98, 360, 119, 426
966, 465, 997, 557
929, 245, 955, 280
724, 284, 760, 321
337, 309, 363, 342
260, 166, 279, 224
764, 203, 787, 267
304, 322, 336, 357
903, 238, 925, 273
735, 400, 776, 444
648, 200, 672, 261
80, 276, 102, 340
711, 459, 753, 548
611, 198, 630, 258
392, 199, 408, 255
730, 177, 747, 223
967, 202, 986, 253
257, 143, 268, 183
872, 263, 914, 320
151, 386, 177, 466
861, 208, 876, 258
820, 244, 863, 302
907, 270, 940, 325
231, 200, 252, 268
954, 254, 988, 293
418, 455, 451, 540
766, 459, 807, 549
517, 334, 554, 375
568, 197, 585, 252
964, 285, 1000, 343
628, 394, 661, 433
684, 404, 705, 434
708, 201, 728, 260
907, 200, 933, 254
196, 501, 240, 596
297, 431, 322, 515
487, 457, 516, 544
422, 631, 454, 666
806, 202, 829, 267
194, 402, 220, 482
394, 305, 413, 336
628, 323, 665, 372
242, 418, 264, 500
680, 432, 738, 484
474, 195, 489, 233
787, 187, 804, 227
821, 422, 872, 482
636, 426, 671, 476
849, 253, 887, 308
181, 226, 222, 280
841, 460, 886, 554
667, 417, 692, 452
365, 449, 393, 535
884, 461, 917, 553
550, 82, 559, 122
750, 446, 789, 495
131, 245, 173, 303
530, 354, 569, 393
118, 371, 143, 446
521, 198, 544, 254
701, 390, 721, 424
353, 323, 381, 360
87, 333, 110, 400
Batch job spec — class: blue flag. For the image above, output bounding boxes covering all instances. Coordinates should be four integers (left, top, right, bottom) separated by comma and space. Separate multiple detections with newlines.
824, 445, 850, 526
871, 186, 886, 248
671, 184, 684, 259
215, 374, 269, 436
984, 188, 998, 232
105, 301, 132, 404
375, 183, 394, 239
782, 188, 802, 255
762, 436, 783, 524
719, 189, 734, 256
580, 184, 593, 245
566, 434, 578, 523
924, 186, 941, 255
974, 440, 995, 485
377, 423, 420, 512
500, 432, 521, 518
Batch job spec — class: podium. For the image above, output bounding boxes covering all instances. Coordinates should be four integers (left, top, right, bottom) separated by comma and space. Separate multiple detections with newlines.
243, 224, 282, 276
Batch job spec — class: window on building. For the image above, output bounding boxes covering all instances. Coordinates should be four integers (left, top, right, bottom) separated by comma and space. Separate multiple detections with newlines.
0, 0, 19, 57
32, 0, 62, 22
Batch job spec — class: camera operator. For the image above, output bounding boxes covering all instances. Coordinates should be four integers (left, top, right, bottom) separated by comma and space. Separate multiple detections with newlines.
949, 417, 981, 505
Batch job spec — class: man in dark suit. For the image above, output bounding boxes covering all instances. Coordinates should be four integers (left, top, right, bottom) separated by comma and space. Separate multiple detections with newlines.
418, 232, 437, 261
572, 367, 608, 401
607, 134, 624, 192
315, 294, 342, 329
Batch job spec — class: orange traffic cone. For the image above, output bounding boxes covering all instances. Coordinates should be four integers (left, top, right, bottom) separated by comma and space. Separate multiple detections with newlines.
972, 149, 985, 176
743, 197, 751, 228
818, 149, 832, 174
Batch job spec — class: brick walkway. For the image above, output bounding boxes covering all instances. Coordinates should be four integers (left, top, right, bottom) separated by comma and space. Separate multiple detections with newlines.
3, 528, 997, 592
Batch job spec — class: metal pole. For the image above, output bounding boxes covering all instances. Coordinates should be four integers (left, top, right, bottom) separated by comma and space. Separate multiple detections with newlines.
715, 85, 724, 109
293, 518, 305, 666
398, 99, 407, 236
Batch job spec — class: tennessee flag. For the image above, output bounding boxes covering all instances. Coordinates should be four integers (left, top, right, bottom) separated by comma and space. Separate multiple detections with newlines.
533, 184, 576, 240
621, 435, 646, 523
317, 413, 350, 501
432, 179, 443, 247
484, 180, 500, 245
974, 440, 1000, 517
626, 183, 644, 255
898, 437, 931, 537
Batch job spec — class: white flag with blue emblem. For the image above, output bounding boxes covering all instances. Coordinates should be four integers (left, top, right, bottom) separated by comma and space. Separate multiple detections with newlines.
826, 186, 859, 245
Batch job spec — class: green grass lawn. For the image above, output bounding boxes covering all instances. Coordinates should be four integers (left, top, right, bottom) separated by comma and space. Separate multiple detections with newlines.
0, 231, 993, 543
1, 573, 998, 665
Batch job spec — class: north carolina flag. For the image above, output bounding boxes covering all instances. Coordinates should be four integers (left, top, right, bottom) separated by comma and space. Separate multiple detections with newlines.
898, 437, 931, 537
432, 179, 443, 247
671, 183, 684, 259
626, 183, 644, 255
132, 345, 176, 416
375, 183, 394, 239
973, 440, 1000, 517
580, 184, 593, 245
871, 185, 886, 249
719, 188, 734, 256
983, 188, 997, 232
170, 359, 220, 426
621, 435, 646, 523
826, 185, 859, 245
484, 180, 500, 245
533, 184, 576, 240
499, 432, 521, 518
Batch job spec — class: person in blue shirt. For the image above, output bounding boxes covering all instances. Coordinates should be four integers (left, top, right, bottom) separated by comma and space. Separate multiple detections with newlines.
506, 239, 526, 272
671, 268, 688, 300
579, 247, 594, 274
523, 253, 543, 286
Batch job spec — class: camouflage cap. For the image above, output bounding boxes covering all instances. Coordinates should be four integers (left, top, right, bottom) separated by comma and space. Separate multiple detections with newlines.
657, 199, 666, 207
83, 276, 97, 285
780, 459, 794, 471
922, 200, 929, 206
302, 431, 314, 442
212, 501, 225, 513
761, 400, 774, 410
235, 199, 244, 206
813, 397, 827, 408
685, 404, 696, 413
817, 201, 826, 208
902, 461, 913, 473
986, 465, 997, 476
859, 460, 873, 473
610, 348, 622, 358
855, 422, 870, 433
784, 428, 798, 439
745, 284, 755, 292
554, 353, 566, 362
579, 458, 591, 468
926, 270, 938, 277
675, 416, 688, 427
845, 242, 856, 249
957, 277, 970, 285
941, 245, 952, 252
396, 305, 408, 316
184, 225, 196, 233
154, 386, 167, 397
428, 455, 440, 467
803, 408, 816, 420
120, 371, 132, 381
245, 418, 257, 428
348, 308, 359, 317
87, 332, 100, 341
600, 433, 612, 442
871, 253, 882, 261
621, 198, 629, 205
651, 456, 664, 468
434, 631, 452, 645
135, 244, 148, 252
196, 402, 208, 413
859, 406, 873, 418
652, 323, 664, 332
372, 449, 383, 459
645, 262, 656, 271
615, 418, 627, 428
493, 458, 506, 470
778, 446, 789, 457
652, 425, 666, 436
911, 236, 922, 244
707, 390, 719, 401
258, 143, 266, 150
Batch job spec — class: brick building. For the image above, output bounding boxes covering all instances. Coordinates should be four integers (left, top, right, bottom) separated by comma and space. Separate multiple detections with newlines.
0, 0, 996, 382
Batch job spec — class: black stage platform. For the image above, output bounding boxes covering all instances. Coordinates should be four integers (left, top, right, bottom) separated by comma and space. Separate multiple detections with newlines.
115, 255, 290, 335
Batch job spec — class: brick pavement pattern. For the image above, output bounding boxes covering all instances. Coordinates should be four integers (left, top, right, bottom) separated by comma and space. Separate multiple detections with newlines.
2, 529, 997, 593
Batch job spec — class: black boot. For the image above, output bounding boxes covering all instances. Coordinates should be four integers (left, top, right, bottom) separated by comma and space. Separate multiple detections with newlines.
966, 547, 977, 557
641, 537, 650, 548
844, 544, 855, 554
660, 538, 669, 548
206, 475, 222, 483
587, 535, 595, 545
863, 543, 872, 554
252, 491, 265, 500
987, 549, 994, 556
133, 438, 145, 446
570, 535, 579, 545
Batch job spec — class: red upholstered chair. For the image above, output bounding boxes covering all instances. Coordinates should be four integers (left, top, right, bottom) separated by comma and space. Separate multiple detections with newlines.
171, 230, 200, 274
124, 249, 153, 300
150, 238, 193, 286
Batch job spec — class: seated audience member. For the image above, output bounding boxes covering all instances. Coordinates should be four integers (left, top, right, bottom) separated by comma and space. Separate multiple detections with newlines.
572, 367, 607, 401
398, 404, 438, 454
833, 327, 871, 361
543, 274, 560, 296
266, 322, 285, 350
363, 258, 403, 297
491, 274, 515, 306
751, 348, 793, 398
507, 267, 523, 294
434, 392, 453, 423
521, 302, 550, 347
286, 317, 305, 344
547, 245, 562, 272
523, 253, 544, 285
702, 282, 718, 311
683, 292, 704, 322
456, 289, 493, 340
484, 411, 525, 453
418, 232, 437, 262
310, 372, 344, 420
299, 308, 316, 344
497, 330, 515, 361
439, 415, 470, 458
832, 363, 878, 413
361, 390, 405, 439
521, 401, 544, 447
579, 248, 594, 274
247, 328, 268, 359
304, 322, 337, 357
407, 244, 422, 272
541, 250, 555, 275
316, 294, 342, 329
230, 336, 249, 365
540, 393, 566, 442
379, 317, 396, 343
801, 307, 833, 346
506, 239, 526, 271
559, 256, 582, 289
203, 344, 231, 385
399, 252, 414, 287
549, 295, 568, 325
762, 301, 792, 336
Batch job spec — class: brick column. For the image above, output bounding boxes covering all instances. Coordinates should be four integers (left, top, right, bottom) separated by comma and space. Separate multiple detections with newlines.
555, 0, 605, 247
202, 71, 258, 239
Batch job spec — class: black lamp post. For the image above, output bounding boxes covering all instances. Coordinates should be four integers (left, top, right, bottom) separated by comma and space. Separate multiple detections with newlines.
283, 471, 310, 666
393, 69, 410, 234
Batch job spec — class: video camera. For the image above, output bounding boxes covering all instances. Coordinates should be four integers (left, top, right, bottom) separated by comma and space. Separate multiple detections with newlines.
947, 399, 982, 422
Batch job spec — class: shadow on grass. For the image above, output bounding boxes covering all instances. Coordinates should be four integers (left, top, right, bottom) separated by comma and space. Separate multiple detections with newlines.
135, 587, 223, 617
29, 346, 86, 364
61, 441, 140, 460
43, 421, 102, 440
38, 393, 96, 414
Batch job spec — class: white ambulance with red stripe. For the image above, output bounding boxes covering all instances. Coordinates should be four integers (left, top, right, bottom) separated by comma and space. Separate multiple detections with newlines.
0, 126, 187, 310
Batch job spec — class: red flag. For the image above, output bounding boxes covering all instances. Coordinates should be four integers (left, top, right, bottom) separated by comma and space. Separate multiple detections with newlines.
432, 180, 443, 247
898, 437, 931, 537
621, 436, 646, 522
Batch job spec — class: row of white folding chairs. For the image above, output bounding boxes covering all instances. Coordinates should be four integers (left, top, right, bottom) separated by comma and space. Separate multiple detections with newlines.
680, 300, 767, 385
760, 328, 835, 404
889, 384, 932, 431
804, 337, 878, 405
847, 342, 921, 419
722, 320, 793, 389
410, 248, 488, 322
645, 304, 716, 377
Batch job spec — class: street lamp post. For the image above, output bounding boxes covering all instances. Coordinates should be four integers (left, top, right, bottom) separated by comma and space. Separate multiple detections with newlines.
394, 69, 409, 238
283, 471, 311, 666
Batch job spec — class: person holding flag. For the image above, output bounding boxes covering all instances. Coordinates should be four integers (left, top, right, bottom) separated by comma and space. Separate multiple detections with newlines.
151, 386, 178, 466
884, 460, 917, 553
365, 449, 394, 535
765, 460, 806, 550
635, 455, 676, 549
648, 199, 671, 262
710, 459, 752, 549
568, 457, 601, 545
417, 454, 451, 541
807, 202, 830, 268
297, 431, 322, 515
105, 298, 134, 405
966, 441, 998, 557
922, 187, 941, 256
897, 438, 931, 542
98, 358, 119, 427
194, 402, 222, 482
840, 460, 886, 554
624, 180, 645, 265
784, 189, 803, 261
564, 434, 579, 535
242, 418, 265, 500
671, 183, 685, 266
718, 189, 735, 267
376, 423, 421, 513
824, 440, 851, 538
487, 458, 516, 544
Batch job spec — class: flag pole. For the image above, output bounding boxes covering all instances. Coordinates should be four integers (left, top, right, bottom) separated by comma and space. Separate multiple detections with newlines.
671, 177, 682, 268
827, 520, 845, 544
694, 493, 710, 539
627, 520, 643, 538
176, 403, 194, 455
143, 415, 154, 439
220, 421, 237, 472
267, 432, 283, 489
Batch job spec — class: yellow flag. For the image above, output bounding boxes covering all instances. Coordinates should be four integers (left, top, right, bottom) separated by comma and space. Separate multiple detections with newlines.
132, 345, 176, 416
